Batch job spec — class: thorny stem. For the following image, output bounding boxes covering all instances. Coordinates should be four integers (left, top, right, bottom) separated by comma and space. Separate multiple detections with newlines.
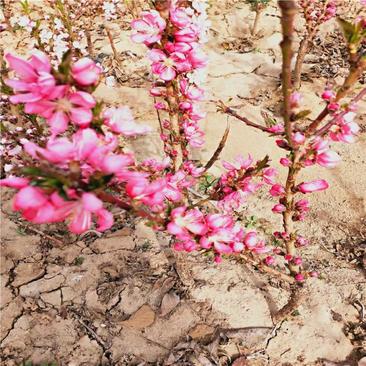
279, 0, 296, 148
155, 0, 184, 172
98, 191, 165, 225
204, 122, 230, 172
282, 152, 301, 274
239, 253, 295, 284
279, 0, 299, 275
166, 81, 183, 172
218, 101, 284, 135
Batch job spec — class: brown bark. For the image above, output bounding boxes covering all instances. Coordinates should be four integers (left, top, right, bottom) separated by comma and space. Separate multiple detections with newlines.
279, 0, 297, 148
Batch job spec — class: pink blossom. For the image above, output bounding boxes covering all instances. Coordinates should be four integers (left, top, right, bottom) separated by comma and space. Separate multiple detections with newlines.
328, 102, 340, 111
276, 139, 289, 149
200, 215, 244, 254
0, 176, 29, 189
293, 257, 303, 265
170, 7, 192, 28
148, 49, 191, 81
214, 255, 223, 264
183, 120, 205, 147
173, 239, 197, 252
316, 150, 341, 168
165, 41, 193, 53
268, 124, 285, 133
329, 112, 359, 143
297, 179, 329, 193
272, 204, 286, 213
188, 47, 208, 69
5, 51, 56, 104
296, 236, 309, 247
103, 106, 152, 136
295, 199, 310, 213
251, 240, 271, 254
292, 132, 305, 145
13, 186, 48, 213
284, 254, 293, 261
174, 26, 198, 43
50, 192, 113, 233
131, 10, 166, 45
244, 231, 258, 249
290, 92, 302, 108
321, 89, 335, 101
25, 88, 96, 135
269, 184, 285, 197
71, 58, 101, 86
217, 191, 246, 212
295, 273, 305, 282
167, 206, 207, 239
180, 78, 205, 100
280, 157, 291, 167
262, 168, 278, 185
222, 154, 253, 171
265, 256, 275, 266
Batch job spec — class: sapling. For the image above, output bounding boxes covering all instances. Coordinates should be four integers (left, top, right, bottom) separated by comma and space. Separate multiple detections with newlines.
1, 0, 365, 318
222, 0, 365, 286
245, 0, 271, 36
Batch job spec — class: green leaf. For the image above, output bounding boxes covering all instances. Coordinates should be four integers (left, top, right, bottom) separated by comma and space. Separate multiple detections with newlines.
255, 155, 270, 171
57, 50, 72, 78
87, 174, 114, 191
293, 109, 311, 121
337, 18, 356, 43
22, 167, 46, 177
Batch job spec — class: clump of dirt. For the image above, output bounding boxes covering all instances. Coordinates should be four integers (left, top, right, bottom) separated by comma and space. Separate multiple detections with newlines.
221, 38, 255, 53
306, 31, 349, 80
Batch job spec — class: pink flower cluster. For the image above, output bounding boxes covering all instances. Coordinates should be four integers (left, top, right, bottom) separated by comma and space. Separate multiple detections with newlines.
131, 2, 208, 151
300, 0, 337, 28
1, 51, 160, 234
5, 52, 101, 136
168, 207, 269, 262
268, 87, 361, 272
1, 178, 113, 234
214, 155, 277, 212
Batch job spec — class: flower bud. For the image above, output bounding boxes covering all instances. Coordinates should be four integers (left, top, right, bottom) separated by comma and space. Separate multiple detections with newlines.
297, 179, 329, 193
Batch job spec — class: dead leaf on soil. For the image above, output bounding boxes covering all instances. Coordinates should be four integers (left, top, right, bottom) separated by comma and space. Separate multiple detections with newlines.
122, 304, 155, 330
160, 292, 180, 317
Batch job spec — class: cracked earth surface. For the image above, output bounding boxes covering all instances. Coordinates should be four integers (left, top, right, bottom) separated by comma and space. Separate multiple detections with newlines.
1, 0, 366, 365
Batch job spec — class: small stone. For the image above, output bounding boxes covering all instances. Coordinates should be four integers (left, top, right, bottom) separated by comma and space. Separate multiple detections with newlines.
90, 236, 135, 253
